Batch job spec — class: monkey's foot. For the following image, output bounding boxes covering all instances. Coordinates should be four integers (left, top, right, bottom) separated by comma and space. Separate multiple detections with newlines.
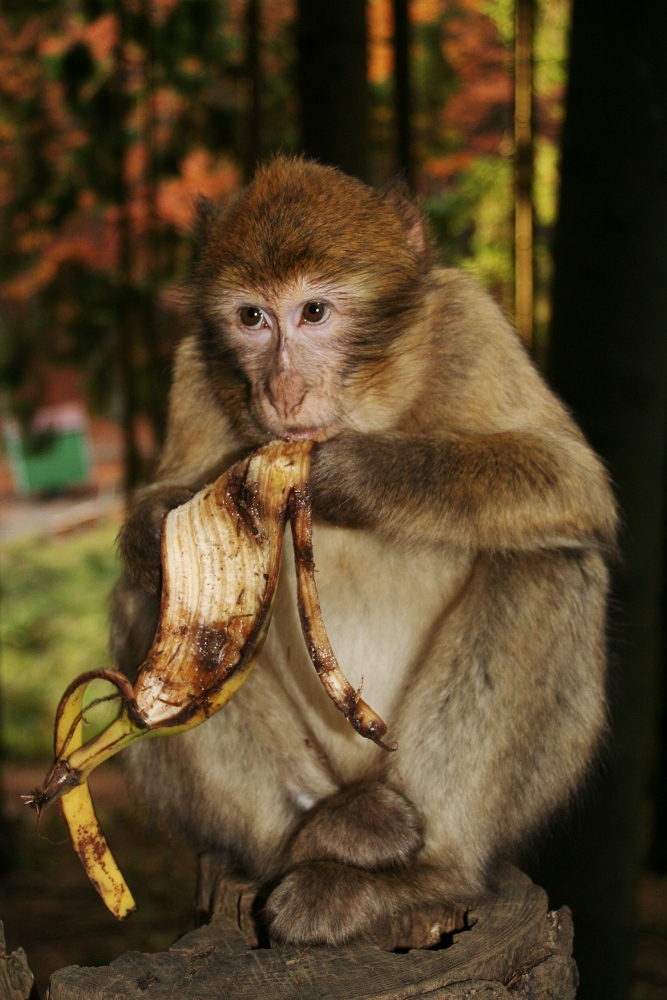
264, 860, 467, 949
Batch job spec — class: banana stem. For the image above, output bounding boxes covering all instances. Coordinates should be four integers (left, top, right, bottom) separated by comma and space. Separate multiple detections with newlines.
26, 670, 147, 814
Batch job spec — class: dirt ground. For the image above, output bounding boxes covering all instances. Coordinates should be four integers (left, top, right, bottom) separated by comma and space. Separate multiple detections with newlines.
0, 763, 198, 998
1, 762, 666, 999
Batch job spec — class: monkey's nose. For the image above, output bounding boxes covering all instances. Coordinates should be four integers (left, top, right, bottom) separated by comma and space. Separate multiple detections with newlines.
266, 380, 308, 421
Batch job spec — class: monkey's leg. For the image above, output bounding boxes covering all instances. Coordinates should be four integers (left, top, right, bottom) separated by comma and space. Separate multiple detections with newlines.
264, 779, 467, 948
266, 859, 459, 946
395, 545, 609, 891
284, 783, 424, 871
266, 546, 608, 946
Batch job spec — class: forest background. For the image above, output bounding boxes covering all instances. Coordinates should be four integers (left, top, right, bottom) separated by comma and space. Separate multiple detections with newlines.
0, 0, 567, 461
1, 2, 667, 1000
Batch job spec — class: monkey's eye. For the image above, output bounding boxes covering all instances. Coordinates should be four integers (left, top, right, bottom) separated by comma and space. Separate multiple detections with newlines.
239, 306, 266, 329
301, 301, 330, 324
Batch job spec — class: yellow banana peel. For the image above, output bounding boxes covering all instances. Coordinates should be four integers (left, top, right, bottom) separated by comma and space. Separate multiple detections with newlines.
25, 440, 391, 919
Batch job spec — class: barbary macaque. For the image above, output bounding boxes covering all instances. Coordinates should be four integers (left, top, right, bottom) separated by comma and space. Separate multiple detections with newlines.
111, 156, 617, 945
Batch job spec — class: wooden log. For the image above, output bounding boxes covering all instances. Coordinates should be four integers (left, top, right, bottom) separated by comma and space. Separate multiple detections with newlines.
0, 921, 35, 1000
48, 866, 577, 999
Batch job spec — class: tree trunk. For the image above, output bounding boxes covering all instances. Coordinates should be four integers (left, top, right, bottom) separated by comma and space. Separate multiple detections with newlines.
393, 0, 413, 187
529, 2, 667, 998
49, 868, 579, 1000
650, 548, 667, 870
112, 0, 141, 497
140, 0, 166, 454
297, 0, 370, 181
245, 0, 261, 181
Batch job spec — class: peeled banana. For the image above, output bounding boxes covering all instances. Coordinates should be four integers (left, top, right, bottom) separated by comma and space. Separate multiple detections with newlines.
26, 440, 391, 919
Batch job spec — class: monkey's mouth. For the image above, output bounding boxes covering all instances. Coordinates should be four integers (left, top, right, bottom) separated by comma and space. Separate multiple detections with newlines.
283, 427, 333, 443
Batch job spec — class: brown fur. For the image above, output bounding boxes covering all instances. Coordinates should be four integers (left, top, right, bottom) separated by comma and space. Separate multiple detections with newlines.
113, 156, 617, 947
284, 783, 424, 871
265, 861, 462, 946
118, 485, 194, 594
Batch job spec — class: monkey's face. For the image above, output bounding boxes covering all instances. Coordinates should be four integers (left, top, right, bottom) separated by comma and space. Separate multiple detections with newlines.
193, 157, 431, 443
212, 276, 355, 441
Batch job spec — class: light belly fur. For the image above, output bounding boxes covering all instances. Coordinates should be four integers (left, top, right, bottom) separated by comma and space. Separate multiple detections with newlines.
125, 521, 474, 843
259, 521, 473, 784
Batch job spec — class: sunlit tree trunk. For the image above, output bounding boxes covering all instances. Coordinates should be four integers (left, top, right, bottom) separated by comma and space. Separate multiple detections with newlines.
530, 2, 667, 997
297, 0, 370, 181
514, 0, 533, 347
140, 0, 166, 454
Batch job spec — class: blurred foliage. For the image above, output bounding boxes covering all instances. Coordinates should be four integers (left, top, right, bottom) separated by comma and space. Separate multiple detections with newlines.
0, 0, 244, 457
0, 520, 122, 758
427, 155, 514, 296
0, 0, 570, 446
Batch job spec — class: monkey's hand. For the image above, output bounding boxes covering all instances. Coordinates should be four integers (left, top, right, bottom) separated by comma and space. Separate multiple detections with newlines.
118, 485, 194, 595
310, 433, 374, 530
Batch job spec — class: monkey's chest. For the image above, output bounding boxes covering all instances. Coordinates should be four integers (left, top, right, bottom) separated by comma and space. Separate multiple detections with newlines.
262, 523, 473, 778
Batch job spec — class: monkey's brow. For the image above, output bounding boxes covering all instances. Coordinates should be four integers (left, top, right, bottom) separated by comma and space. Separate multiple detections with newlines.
217, 278, 358, 303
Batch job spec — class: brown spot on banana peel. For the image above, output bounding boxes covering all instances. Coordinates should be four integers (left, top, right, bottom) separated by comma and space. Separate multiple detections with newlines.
288, 485, 396, 752
221, 458, 262, 539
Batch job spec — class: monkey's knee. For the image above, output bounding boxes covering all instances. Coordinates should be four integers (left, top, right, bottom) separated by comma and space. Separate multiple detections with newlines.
285, 783, 424, 871
110, 575, 160, 681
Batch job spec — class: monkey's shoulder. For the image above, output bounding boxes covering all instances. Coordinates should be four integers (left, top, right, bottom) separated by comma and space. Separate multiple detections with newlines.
427, 266, 525, 357
412, 267, 559, 436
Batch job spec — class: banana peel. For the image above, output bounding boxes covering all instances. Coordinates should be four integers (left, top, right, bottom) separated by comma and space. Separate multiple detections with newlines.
25, 440, 392, 919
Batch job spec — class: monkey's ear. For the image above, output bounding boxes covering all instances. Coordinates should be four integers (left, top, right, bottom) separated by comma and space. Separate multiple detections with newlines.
193, 195, 220, 247
382, 178, 426, 256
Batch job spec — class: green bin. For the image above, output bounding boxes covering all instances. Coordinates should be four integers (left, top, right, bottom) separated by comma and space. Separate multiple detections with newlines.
4, 422, 91, 495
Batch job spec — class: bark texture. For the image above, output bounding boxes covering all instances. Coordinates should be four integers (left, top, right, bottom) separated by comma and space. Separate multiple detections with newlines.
47, 866, 577, 1000
530, 2, 667, 997
296, 0, 370, 181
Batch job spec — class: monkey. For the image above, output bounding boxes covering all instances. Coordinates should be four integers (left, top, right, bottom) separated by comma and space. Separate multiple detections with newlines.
111, 155, 617, 947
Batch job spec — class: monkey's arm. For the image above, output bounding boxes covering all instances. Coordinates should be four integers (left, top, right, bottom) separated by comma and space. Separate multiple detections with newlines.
118, 485, 194, 594
311, 429, 617, 553
111, 485, 194, 681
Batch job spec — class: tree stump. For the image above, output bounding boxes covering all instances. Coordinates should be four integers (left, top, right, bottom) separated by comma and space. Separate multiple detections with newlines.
0, 921, 35, 1000
48, 864, 577, 999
